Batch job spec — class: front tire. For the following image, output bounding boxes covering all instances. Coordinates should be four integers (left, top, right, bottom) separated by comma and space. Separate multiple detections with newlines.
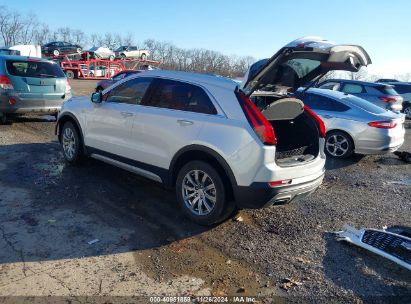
61, 121, 83, 165
53, 49, 60, 56
325, 131, 354, 159
176, 161, 227, 225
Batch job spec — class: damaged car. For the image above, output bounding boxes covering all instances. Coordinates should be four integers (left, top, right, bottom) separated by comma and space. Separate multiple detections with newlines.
56, 37, 371, 225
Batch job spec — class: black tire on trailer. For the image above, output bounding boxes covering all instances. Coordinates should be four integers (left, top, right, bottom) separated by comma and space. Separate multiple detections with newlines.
65, 70, 75, 79
109, 55, 115, 61
141, 53, 147, 60
53, 49, 60, 56
120, 54, 126, 60
77, 48, 82, 54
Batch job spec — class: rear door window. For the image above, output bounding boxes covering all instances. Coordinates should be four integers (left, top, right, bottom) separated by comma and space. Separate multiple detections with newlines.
6, 60, 65, 78
142, 79, 217, 114
341, 83, 365, 94
318, 81, 341, 91
304, 94, 349, 112
104, 77, 153, 105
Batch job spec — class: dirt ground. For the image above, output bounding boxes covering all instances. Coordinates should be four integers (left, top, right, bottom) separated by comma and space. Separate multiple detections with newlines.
0, 80, 410, 303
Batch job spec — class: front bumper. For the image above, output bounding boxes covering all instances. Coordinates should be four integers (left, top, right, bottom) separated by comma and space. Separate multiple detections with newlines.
233, 170, 325, 209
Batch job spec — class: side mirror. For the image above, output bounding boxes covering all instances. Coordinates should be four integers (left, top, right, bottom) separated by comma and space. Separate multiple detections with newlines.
91, 92, 102, 103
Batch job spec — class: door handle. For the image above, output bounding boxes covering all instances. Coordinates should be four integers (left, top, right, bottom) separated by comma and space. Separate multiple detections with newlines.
120, 112, 134, 117
177, 120, 194, 126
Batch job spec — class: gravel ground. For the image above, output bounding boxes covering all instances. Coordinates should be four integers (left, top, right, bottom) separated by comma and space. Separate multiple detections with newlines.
0, 81, 410, 302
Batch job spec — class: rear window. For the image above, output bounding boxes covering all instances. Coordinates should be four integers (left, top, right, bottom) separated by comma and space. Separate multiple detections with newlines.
6, 60, 65, 78
373, 85, 398, 96
286, 59, 321, 78
392, 84, 411, 94
344, 95, 386, 114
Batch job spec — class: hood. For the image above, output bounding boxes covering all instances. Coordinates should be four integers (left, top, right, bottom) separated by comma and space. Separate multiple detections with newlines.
241, 36, 372, 97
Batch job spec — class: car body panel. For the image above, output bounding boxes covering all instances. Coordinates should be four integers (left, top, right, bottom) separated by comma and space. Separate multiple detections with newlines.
297, 88, 405, 154
0, 55, 71, 114
317, 79, 403, 112
41, 41, 82, 56
59, 70, 326, 193
242, 36, 372, 97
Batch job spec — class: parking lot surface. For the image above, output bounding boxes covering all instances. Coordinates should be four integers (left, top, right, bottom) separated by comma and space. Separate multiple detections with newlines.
0, 80, 410, 302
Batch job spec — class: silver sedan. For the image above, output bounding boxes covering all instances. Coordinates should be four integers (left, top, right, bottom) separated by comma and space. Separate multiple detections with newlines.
298, 88, 405, 158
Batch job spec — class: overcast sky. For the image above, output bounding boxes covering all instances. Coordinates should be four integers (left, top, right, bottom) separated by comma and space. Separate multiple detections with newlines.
3, 0, 410, 77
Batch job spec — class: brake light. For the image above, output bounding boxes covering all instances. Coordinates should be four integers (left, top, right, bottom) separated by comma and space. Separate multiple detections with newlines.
0, 75, 14, 90
304, 105, 326, 137
9, 98, 16, 105
269, 179, 292, 187
237, 91, 277, 145
379, 97, 397, 102
65, 79, 71, 94
368, 120, 397, 129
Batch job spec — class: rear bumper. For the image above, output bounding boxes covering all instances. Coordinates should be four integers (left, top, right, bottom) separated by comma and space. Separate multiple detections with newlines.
233, 170, 325, 209
355, 126, 405, 155
0, 94, 67, 114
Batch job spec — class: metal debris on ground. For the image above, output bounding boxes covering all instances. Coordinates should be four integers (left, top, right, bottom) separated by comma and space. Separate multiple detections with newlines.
336, 224, 411, 271
234, 216, 244, 222
87, 239, 100, 245
280, 277, 303, 290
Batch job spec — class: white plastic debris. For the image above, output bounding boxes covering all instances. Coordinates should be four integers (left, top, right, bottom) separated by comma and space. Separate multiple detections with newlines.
87, 239, 100, 245
336, 224, 411, 271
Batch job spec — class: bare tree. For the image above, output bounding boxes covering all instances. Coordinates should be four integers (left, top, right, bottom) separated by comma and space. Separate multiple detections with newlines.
347, 67, 368, 81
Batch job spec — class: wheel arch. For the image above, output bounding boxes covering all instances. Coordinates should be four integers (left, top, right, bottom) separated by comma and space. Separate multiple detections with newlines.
56, 113, 86, 151
169, 145, 237, 199
326, 128, 356, 150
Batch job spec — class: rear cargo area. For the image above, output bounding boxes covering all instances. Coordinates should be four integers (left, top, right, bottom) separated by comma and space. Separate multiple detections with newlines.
254, 96, 320, 167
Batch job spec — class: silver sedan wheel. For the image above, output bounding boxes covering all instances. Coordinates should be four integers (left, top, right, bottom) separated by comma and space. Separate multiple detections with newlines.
182, 169, 216, 216
404, 106, 411, 119
326, 134, 349, 157
62, 127, 76, 160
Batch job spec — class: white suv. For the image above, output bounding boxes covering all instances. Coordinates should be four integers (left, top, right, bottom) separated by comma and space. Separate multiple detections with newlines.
56, 37, 371, 225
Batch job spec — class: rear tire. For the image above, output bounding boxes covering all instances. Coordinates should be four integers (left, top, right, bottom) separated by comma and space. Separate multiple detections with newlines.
176, 161, 227, 225
65, 70, 75, 79
61, 121, 83, 165
325, 130, 354, 159
403, 105, 411, 119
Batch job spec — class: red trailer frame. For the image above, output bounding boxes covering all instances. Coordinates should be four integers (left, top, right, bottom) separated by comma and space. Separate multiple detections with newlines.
60, 57, 161, 80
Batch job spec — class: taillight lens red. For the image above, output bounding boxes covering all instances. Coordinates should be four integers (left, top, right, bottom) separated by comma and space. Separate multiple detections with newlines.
268, 179, 292, 187
237, 91, 277, 145
379, 96, 397, 102
0, 75, 14, 90
304, 105, 326, 137
368, 120, 397, 129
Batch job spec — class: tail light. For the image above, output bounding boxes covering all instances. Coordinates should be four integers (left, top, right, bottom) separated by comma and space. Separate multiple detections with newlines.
368, 120, 397, 129
237, 91, 277, 145
65, 79, 71, 94
379, 97, 397, 102
0, 75, 14, 90
269, 179, 292, 188
304, 105, 326, 137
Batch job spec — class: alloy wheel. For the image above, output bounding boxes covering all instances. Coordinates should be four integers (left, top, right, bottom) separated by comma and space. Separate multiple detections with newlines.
404, 106, 411, 119
62, 127, 76, 160
182, 169, 216, 216
326, 134, 349, 157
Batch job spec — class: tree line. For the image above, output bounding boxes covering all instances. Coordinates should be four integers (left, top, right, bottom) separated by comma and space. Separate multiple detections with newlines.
0, 5, 254, 77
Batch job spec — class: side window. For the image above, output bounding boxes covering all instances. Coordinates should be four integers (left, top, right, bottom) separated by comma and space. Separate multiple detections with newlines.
129, 46, 137, 51
319, 82, 340, 91
341, 83, 365, 94
112, 73, 126, 81
103, 77, 153, 105
304, 94, 349, 112
142, 79, 217, 114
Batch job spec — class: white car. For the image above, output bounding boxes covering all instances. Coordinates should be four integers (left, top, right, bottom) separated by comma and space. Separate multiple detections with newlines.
56, 37, 371, 225
88, 46, 115, 61
114, 46, 150, 60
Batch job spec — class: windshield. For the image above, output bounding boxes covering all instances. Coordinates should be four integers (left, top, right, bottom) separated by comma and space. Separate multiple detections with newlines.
6, 60, 66, 78
115, 46, 126, 52
344, 95, 386, 114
